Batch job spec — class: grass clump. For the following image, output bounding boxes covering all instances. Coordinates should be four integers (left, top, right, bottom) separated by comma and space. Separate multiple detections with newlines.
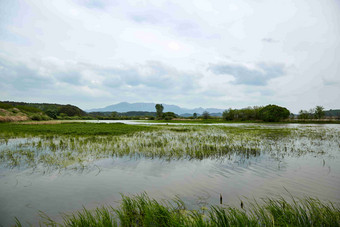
15, 193, 340, 226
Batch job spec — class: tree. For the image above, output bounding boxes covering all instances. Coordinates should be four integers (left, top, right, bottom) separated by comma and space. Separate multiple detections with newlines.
258, 104, 290, 122
193, 113, 197, 119
202, 111, 210, 120
298, 110, 310, 119
155, 104, 164, 119
111, 111, 118, 119
45, 109, 58, 119
314, 106, 325, 119
223, 106, 262, 121
58, 104, 86, 117
163, 112, 177, 120
223, 108, 236, 120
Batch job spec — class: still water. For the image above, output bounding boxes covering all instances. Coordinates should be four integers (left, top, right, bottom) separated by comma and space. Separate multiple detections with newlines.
0, 123, 339, 226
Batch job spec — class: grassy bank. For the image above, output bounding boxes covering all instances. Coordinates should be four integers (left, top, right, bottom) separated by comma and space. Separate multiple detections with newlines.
15, 193, 340, 226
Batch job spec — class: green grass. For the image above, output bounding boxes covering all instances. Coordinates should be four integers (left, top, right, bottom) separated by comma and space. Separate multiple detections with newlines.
15, 193, 340, 226
0, 122, 155, 136
1, 125, 338, 170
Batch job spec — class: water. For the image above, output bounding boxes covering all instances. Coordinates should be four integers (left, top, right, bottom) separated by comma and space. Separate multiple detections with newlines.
0, 123, 339, 226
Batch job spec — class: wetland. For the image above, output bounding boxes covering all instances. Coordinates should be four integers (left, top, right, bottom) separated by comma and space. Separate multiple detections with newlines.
0, 121, 339, 226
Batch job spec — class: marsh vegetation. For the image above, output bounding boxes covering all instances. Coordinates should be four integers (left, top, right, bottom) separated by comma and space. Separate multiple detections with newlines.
1, 124, 338, 171
21, 193, 340, 227
0, 122, 339, 226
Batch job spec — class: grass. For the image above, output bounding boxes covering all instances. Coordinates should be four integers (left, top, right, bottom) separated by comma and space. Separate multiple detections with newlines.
0, 122, 155, 136
15, 193, 340, 226
0, 124, 338, 170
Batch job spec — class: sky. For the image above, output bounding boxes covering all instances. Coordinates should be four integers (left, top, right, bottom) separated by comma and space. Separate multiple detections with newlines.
0, 0, 339, 113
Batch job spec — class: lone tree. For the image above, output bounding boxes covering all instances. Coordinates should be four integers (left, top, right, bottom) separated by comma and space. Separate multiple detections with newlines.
202, 111, 210, 120
193, 113, 197, 119
259, 104, 290, 122
155, 104, 164, 119
314, 106, 325, 119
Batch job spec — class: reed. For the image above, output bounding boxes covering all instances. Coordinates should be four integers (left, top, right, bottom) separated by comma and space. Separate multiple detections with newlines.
14, 193, 340, 226
1, 125, 339, 171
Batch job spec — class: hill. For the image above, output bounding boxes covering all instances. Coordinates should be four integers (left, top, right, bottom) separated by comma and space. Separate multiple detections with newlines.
87, 102, 224, 115
0, 101, 86, 121
325, 109, 340, 118
88, 111, 157, 117
0, 102, 49, 122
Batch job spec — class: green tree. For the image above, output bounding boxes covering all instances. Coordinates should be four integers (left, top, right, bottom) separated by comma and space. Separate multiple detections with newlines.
202, 111, 210, 120
259, 104, 290, 122
111, 111, 119, 119
45, 109, 58, 119
155, 104, 164, 119
193, 113, 197, 119
314, 106, 325, 119
163, 112, 177, 120
58, 104, 85, 117
298, 110, 310, 119
223, 108, 235, 120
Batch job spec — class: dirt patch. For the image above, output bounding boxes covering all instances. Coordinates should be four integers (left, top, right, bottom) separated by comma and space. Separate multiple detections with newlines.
18, 120, 78, 125
0, 109, 10, 115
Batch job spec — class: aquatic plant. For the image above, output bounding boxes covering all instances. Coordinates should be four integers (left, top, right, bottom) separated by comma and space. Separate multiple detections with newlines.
1, 124, 339, 171
14, 193, 340, 226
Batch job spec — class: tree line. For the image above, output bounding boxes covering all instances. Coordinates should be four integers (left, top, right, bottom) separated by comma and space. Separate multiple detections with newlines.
221, 105, 290, 122
153, 103, 331, 122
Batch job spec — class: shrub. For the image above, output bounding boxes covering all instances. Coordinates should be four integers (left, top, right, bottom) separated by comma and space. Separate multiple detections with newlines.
259, 104, 290, 122
31, 114, 42, 121
0, 102, 13, 109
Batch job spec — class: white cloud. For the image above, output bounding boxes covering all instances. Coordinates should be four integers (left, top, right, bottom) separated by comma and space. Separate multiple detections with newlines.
0, 0, 339, 112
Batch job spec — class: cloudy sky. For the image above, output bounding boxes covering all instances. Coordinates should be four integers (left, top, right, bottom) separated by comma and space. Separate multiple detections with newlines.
0, 0, 339, 112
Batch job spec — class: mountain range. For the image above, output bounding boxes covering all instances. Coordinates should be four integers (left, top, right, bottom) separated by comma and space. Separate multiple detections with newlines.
87, 102, 225, 115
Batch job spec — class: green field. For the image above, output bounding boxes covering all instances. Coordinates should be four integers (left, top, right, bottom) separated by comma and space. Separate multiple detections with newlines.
0, 122, 154, 136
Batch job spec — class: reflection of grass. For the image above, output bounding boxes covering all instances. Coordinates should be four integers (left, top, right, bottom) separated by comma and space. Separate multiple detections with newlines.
1, 125, 339, 170
15, 193, 340, 226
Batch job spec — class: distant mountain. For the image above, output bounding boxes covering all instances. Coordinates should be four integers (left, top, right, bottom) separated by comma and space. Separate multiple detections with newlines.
87, 102, 224, 115
325, 109, 340, 117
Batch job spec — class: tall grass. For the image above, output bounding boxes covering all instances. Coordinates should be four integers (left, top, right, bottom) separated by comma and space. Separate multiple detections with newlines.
15, 193, 340, 226
1, 125, 339, 171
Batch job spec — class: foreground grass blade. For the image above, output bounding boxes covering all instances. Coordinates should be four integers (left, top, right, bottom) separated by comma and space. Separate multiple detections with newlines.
15, 194, 340, 227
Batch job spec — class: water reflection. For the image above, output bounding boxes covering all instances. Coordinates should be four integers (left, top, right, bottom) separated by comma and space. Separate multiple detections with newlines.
0, 124, 339, 226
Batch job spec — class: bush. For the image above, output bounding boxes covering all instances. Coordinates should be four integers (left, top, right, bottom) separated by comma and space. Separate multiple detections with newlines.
162, 112, 177, 120
259, 104, 290, 122
45, 109, 58, 119
0, 102, 13, 109
31, 114, 42, 121
17, 105, 41, 113
41, 115, 51, 121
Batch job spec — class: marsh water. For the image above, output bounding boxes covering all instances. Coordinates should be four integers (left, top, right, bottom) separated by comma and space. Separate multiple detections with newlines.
0, 122, 339, 226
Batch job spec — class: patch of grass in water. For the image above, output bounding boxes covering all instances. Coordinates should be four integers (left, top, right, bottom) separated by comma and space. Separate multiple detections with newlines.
14, 193, 340, 226
1, 125, 339, 171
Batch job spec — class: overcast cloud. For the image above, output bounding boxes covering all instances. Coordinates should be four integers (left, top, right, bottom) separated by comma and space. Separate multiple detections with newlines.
0, 0, 339, 112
